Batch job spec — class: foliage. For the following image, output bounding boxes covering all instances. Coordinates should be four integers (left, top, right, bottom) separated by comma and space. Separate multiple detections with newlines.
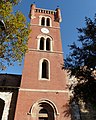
0, 0, 20, 5
64, 15, 96, 108
0, 1, 29, 70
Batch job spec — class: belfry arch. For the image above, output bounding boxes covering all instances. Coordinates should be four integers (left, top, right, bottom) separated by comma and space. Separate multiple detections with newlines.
37, 34, 53, 51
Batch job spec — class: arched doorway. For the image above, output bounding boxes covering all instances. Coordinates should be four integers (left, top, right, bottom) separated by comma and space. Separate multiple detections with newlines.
38, 102, 54, 120
30, 99, 59, 120
0, 98, 5, 119
39, 108, 48, 120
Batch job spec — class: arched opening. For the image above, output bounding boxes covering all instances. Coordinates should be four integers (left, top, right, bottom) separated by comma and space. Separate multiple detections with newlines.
37, 35, 53, 52
41, 17, 45, 26
38, 102, 54, 120
39, 109, 48, 120
0, 98, 5, 119
46, 38, 50, 51
46, 18, 50, 26
40, 37, 44, 50
42, 60, 49, 79
30, 99, 59, 120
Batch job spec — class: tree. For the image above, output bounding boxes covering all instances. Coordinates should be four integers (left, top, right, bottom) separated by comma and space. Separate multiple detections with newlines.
64, 15, 96, 108
0, 0, 20, 5
0, 0, 29, 70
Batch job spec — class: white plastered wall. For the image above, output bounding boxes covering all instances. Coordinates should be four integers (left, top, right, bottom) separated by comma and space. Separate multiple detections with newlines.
0, 92, 12, 120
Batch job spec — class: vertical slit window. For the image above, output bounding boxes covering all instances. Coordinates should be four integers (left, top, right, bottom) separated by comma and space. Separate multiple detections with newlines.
41, 17, 45, 26
46, 18, 50, 26
40, 37, 44, 50
46, 38, 50, 51
42, 60, 49, 79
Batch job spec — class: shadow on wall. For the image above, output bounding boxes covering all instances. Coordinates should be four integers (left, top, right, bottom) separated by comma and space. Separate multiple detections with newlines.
63, 103, 71, 118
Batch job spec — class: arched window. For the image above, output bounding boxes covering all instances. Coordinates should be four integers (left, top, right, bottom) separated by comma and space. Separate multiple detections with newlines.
37, 35, 53, 51
40, 37, 44, 50
46, 18, 50, 26
39, 59, 50, 80
41, 17, 45, 26
39, 16, 52, 27
42, 60, 49, 79
37, 36, 52, 51
46, 38, 50, 51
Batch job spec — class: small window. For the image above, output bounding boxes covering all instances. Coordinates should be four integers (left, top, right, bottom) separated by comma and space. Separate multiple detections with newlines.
41, 17, 45, 26
40, 37, 44, 50
46, 18, 50, 26
42, 60, 49, 79
46, 38, 50, 51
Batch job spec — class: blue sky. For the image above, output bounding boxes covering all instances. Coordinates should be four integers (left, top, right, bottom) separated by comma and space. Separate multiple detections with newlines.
1, 0, 96, 74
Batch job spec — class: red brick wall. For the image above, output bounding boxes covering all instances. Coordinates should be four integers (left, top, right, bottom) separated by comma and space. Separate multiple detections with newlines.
15, 4, 71, 120
15, 91, 70, 120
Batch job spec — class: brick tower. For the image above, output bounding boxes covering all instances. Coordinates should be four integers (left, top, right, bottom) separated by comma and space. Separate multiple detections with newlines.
15, 4, 70, 120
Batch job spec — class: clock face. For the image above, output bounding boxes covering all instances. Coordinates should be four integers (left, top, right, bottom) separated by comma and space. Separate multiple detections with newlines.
41, 28, 49, 34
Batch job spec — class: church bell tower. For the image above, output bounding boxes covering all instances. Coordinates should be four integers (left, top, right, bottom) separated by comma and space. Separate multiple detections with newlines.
15, 4, 70, 120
